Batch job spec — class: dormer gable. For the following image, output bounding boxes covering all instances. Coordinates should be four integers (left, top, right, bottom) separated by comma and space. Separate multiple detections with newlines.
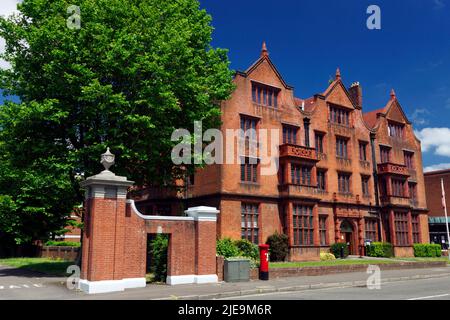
363, 89, 411, 129
237, 42, 293, 90
385, 97, 410, 125
380, 90, 411, 125
323, 69, 356, 109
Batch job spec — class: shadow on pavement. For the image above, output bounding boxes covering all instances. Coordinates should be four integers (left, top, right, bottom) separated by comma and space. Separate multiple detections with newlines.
0, 263, 71, 278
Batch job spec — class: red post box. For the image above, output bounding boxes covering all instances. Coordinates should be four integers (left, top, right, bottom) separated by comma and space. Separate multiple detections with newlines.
258, 244, 269, 280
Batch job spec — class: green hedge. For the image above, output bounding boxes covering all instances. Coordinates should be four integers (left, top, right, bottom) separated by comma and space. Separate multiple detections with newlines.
216, 238, 259, 262
413, 243, 442, 257
266, 233, 289, 262
330, 243, 349, 258
234, 239, 259, 261
366, 242, 393, 258
216, 238, 241, 258
44, 241, 81, 247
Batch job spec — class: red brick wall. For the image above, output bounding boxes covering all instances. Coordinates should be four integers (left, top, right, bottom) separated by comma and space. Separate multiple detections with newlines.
39, 246, 79, 260
289, 247, 321, 261
146, 219, 196, 276
81, 195, 218, 282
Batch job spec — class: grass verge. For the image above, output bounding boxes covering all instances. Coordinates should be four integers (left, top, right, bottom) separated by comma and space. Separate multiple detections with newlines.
270, 259, 405, 268
0, 257, 74, 276
393, 257, 449, 262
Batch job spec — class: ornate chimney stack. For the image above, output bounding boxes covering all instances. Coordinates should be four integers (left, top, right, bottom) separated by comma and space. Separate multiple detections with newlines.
349, 82, 363, 109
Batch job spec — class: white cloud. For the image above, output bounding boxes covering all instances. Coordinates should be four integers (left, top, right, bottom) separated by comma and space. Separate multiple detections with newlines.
0, 0, 21, 70
424, 163, 450, 172
415, 127, 450, 157
409, 108, 430, 126
0, 0, 20, 18
0, 38, 11, 69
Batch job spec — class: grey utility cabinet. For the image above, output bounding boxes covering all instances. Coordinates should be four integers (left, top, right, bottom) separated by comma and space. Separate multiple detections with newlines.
224, 258, 250, 282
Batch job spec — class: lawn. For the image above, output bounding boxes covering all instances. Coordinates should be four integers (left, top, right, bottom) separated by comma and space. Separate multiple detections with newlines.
393, 257, 450, 262
270, 256, 450, 268
270, 259, 403, 268
0, 257, 75, 276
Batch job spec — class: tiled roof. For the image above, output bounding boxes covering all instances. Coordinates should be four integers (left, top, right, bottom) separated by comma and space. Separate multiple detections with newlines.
362, 96, 396, 128
294, 96, 316, 112
363, 107, 385, 128
424, 168, 450, 176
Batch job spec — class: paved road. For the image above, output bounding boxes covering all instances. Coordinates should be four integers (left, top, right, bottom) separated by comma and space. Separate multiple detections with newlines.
1, 264, 450, 300
220, 276, 450, 300
0, 266, 75, 300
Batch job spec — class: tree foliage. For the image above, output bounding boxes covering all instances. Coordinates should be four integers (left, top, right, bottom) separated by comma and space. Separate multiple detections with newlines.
0, 0, 234, 245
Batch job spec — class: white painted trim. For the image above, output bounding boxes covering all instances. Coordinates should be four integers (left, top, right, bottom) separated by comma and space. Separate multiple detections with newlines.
78, 277, 146, 294
185, 206, 219, 222
195, 274, 218, 284
165, 274, 217, 285
60, 235, 81, 239
78, 279, 124, 294
166, 275, 196, 285
127, 199, 195, 221
122, 277, 147, 289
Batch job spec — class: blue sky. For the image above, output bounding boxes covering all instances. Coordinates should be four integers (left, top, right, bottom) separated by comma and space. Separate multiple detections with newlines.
1, 0, 449, 170
199, 0, 450, 171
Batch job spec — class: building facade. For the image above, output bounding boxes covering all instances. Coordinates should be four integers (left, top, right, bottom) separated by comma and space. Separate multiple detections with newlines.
424, 169, 450, 249
136, 43, 429, 260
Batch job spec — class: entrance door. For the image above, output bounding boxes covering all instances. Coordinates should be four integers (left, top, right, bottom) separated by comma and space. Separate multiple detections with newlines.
340, 220, 355, 255
345, 232, 353, 255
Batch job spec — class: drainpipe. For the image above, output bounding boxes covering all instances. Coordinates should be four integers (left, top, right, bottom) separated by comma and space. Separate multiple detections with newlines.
303, 118, 310, 147
370, 132, 383, 242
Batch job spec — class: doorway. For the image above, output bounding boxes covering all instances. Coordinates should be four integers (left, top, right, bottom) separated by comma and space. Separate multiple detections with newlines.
340, 220, 356, 255
146, 233, 169, 283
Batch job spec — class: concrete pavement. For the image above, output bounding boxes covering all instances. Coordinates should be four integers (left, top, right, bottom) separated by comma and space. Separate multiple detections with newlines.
221, 276, 450, 300
1, 264, 450, 300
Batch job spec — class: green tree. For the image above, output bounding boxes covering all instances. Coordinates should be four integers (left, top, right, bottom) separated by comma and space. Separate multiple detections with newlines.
0, 0, 234, 246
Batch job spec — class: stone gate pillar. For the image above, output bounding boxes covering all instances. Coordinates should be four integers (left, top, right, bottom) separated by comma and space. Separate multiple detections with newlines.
185, 206, 219, 284
78, 148, 145, 294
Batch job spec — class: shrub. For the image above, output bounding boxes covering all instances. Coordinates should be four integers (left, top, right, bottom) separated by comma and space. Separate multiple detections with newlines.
266, 232, 289, 262
149, 234, 169, 282
414, 243, 442, 257
366, 242, 393, 258
216, 238, 240, 258
45, 240, 81, 247
330, 243, 349, 258
320, 252, 336, 261
234, 239, 259, 260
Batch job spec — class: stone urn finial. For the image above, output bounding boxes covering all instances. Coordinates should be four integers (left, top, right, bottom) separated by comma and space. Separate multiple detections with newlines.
101, 147, 115, 172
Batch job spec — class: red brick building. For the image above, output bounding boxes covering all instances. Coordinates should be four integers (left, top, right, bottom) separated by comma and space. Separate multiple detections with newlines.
136, 43, 429, 259
424, 169, 450, 248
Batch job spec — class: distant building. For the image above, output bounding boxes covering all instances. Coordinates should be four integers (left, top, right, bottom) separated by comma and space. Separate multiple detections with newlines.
424, 169, 450, 249
56, 209, 82, 243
